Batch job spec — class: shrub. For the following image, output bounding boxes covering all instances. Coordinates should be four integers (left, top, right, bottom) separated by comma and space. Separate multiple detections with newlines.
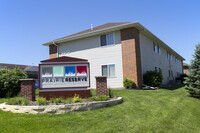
0, 67, 28, 98
108, 88, 114, 98
123, 78, 136, 89
65, 98, 73, 104
87, 97, 96, 101
143, 71, 163, 87
36, 97, 47, 105
7, 97, 30, 106
95, 95, 110, 101
54, 98, 63, 105
50, 98, 54, 103
73, 94, 82, 103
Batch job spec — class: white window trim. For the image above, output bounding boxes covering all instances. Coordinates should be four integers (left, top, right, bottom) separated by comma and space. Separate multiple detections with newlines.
100, 63, 116, 78
99, 32, 115, 47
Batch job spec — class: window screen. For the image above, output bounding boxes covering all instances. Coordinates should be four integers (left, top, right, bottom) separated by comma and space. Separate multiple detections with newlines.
100, 35, 106, 46
106, 33, 114, 45
109, 64, 115, 77
102, 65, 108, 76
101, 64, 115, 77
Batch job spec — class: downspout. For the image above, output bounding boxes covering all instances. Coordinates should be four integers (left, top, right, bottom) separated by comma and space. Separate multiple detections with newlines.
53, 42, 59, 58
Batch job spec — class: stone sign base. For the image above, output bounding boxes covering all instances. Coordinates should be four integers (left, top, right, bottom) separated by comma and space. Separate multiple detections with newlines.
39, 89, 91, 100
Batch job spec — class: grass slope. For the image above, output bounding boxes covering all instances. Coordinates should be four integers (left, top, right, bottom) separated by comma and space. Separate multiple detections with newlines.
0, 87, 200, 133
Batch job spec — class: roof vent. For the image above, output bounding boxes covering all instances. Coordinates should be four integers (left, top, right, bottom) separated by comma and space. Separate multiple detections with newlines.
91, 24, 93, 30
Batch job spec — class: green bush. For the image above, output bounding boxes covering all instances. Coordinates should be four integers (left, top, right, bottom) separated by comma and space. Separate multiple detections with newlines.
143, 71, 163, 87
54, 98, 63, 105
73, 94, 82, 103
108, 88, 114, 98
63, 98, 73, 104
36, 97, 47, 105
0, 67, 28, 98
95, 95, 110, 101
87, 97, 96, 101
7, 97, 30, 106
123, 78, 136, 89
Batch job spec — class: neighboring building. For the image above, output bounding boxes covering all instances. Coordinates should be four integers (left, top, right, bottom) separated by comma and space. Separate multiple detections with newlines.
0, 63, 38, 79
42, 22, 184, 88
183, 63, 190, 74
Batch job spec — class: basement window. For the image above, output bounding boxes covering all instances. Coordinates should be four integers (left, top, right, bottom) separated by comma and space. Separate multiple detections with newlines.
102, 64, 115, 77
100, 33, 114, 46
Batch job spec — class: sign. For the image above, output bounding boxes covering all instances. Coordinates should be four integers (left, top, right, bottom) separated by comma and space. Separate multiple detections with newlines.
40, 64, 89, 89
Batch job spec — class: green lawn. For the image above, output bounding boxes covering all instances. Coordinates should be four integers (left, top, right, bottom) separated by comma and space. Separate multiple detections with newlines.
0, 87, 200, 133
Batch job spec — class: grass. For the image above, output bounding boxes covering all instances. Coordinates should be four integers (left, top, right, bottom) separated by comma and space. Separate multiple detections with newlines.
0, 87, 200, 133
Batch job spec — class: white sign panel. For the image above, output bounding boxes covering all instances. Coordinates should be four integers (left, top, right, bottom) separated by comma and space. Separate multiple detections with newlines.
40, 64, 89, 89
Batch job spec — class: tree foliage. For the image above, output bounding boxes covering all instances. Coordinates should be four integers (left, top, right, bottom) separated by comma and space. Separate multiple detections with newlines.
0, 67, 28, 98
184, 44, 200, 98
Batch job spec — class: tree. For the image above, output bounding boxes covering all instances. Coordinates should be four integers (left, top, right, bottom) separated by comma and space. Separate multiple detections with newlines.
184, 43, 200, 98
0, 67, 28, 98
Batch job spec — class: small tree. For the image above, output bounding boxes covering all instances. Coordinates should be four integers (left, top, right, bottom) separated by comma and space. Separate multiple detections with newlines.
184, 44, 200, 98
0, 67, 28, 98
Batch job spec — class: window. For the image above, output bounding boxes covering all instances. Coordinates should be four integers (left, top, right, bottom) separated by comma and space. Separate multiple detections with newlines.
100, 33, 114, 46
158, 46, 161, 55
167, 52, 172, 61
175, 58, 180, 63
153, 43, 161, 55
155, 67, 162, 73
101, 64, 115, 77
177, 72, 180, 77
153, 43, 158, 53
168, 70, 173, 78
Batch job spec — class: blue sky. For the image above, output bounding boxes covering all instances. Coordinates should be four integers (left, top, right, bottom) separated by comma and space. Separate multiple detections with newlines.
0, 0, 199, 65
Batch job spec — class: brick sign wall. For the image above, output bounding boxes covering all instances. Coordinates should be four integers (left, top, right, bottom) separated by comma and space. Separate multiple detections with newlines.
20, 79, 35, 101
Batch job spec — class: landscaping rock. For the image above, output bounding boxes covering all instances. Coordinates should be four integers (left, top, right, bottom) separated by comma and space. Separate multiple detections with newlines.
0, 97, 123, 114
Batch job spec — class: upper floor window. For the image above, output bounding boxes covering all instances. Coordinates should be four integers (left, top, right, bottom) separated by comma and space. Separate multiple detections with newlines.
102, 64, 115, 77
153, 43, 161, 55
167, 52, 172, 61
175, 58, 180, 63
100, 33, 114, 46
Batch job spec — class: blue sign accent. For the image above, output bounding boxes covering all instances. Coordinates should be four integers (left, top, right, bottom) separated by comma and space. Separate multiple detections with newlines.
65, 66, 76, 76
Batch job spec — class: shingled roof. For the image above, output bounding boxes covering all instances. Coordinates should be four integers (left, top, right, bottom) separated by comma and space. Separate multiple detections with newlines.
0, 63, 38, 72
43, 22, 131, 46
42, 22, 185, 60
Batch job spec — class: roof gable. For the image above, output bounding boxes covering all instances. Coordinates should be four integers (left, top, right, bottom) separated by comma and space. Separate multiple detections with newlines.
40, 56, 88, 63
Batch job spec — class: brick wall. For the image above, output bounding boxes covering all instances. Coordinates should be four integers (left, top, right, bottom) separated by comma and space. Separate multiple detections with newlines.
96, 76, 107, 95
39, 90, 91, 100
49, 44, 57, 59
121, 27, 142, 88
20, 79, 35, 101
